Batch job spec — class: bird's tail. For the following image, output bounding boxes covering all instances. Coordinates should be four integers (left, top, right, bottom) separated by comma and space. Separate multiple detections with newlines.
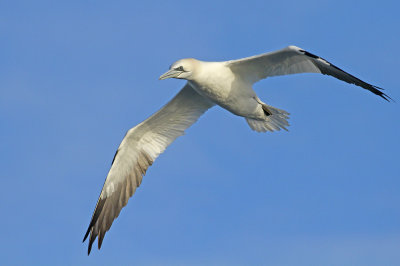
245, 104, 290, 132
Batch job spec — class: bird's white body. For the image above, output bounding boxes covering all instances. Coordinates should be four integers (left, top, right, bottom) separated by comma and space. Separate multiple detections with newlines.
187, 60, 261, 118
83, 45, 389, 254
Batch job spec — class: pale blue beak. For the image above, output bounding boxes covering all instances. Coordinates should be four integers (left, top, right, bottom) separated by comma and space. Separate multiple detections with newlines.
159, 69, 183, 80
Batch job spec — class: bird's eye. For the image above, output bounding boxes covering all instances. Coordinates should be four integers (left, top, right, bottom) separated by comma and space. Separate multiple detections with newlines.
175, 66, 184, 71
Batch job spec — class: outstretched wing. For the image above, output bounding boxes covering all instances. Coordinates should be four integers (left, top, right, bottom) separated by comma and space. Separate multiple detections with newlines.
83, 83, 214, 254
226, 45, 391, 101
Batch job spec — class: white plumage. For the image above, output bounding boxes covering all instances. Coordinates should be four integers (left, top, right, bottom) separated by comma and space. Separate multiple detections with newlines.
83, 45, 390, 254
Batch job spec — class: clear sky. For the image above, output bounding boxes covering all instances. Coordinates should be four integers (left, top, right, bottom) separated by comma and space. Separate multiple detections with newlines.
1, 1, 399, 265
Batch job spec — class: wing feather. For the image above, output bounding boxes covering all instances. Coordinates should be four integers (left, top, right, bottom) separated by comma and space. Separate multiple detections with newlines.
227, 46, 391, 101
83, 83, 214, 254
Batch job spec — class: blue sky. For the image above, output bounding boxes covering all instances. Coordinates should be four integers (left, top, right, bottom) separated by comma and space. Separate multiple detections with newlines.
1, 0, 399, 265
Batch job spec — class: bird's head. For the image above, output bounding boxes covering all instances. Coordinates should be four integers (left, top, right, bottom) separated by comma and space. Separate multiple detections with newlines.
159, 58, 198, 80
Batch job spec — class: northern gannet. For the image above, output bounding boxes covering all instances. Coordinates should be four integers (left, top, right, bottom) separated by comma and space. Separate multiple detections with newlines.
83, 45, 390, 254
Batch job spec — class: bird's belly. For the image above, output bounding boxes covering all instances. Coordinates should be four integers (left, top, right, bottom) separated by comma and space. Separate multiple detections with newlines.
189, 80, 229, 104
189, 80, 258, 118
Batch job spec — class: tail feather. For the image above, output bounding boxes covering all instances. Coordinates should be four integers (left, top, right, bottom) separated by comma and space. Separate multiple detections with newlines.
246, 104, 290, 133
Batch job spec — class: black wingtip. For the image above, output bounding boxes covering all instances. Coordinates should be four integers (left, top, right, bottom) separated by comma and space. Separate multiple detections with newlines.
83, 197, 107, 255
88, 236, 95, 255
381, 93, 393, 102
383, 93, 395, 103
83, 228, 90, 243
298, 48, 394, 102
83, 227, 94, 255
371, 85, 394, 102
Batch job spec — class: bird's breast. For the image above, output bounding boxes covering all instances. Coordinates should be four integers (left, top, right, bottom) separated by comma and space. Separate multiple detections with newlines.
189, 64, 244, 104
189, 80, 230, 104
189, 63, 257, 117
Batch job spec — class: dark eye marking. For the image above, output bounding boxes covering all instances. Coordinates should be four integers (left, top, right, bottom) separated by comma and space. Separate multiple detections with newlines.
175, 66, 184, 71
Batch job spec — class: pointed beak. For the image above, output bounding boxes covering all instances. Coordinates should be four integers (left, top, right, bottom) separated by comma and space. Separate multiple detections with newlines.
159, 69, 182, 80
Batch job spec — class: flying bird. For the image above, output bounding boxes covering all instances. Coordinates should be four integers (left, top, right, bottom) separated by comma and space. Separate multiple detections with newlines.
83, 45, 390, 254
